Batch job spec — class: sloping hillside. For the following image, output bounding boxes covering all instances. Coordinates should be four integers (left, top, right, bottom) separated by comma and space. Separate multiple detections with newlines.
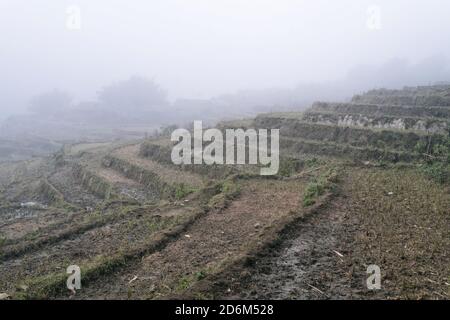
0, 85, 449, 300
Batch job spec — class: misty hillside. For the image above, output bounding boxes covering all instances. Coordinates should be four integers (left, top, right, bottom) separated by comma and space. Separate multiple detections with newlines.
0, 80, 322, 161
1, 1, 450, 305
0, 85, 449, 300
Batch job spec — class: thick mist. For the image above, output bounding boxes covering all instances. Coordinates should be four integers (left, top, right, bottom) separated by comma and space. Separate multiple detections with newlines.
1, 1, 450, 302
1, 0, 450, 163
1, 0, 450, 119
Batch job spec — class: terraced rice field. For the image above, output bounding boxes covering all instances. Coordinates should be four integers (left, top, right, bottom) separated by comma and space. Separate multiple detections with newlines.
0, 85, 449, 300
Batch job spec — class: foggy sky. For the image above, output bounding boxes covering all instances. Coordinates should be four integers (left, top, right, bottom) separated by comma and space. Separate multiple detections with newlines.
1, 0, 450, 118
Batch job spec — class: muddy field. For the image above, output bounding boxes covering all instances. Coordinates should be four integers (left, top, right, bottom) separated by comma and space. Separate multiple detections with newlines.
1, 85, 450, 300
204, 167, 450, 300
0, 142, 449, 300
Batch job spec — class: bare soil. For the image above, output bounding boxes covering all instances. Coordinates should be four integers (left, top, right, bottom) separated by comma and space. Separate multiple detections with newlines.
207, 167, 450, 300
0, 203, 192, 295
70, 179, 305, 299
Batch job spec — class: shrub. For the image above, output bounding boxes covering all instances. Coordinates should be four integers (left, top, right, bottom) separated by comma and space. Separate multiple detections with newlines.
420, 135, 450, 184
302, 167, 338, 207
278, 158, 302, 177
422, 162, 450, 184
174, 183, 195, 200
0, 235, 6, 248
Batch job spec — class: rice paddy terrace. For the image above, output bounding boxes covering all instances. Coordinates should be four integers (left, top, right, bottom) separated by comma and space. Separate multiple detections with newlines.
0, 85, 449, 300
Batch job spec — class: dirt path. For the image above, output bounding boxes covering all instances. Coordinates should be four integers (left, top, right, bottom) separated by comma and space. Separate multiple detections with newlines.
219, 167, 450, 300
221, 196, 354, 300
72, 179, 305, 299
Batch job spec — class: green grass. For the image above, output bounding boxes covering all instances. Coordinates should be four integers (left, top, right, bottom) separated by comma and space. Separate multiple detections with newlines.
303, 167, 338, 207
174, 183, 196, 200
176, 275, 194, 291
195, 270, 207, 281
278, 158, 301, 177
421, 162, 450, 184
146, 216, 182, 233
0, 235, 6, 248
208, 179, 241, 210
175, 269, 209, 292
415, 135, 450, 184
